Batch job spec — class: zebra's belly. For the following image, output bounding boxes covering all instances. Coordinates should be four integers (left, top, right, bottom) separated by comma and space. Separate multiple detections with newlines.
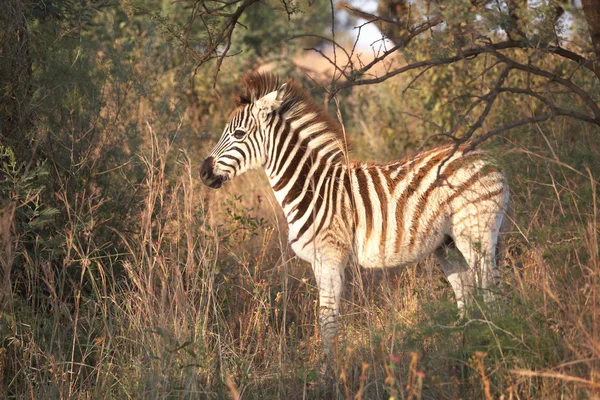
286, 220, 326, 264
354, 216, 448, 269
355, 233, 445, 268
285, 203, 449, 268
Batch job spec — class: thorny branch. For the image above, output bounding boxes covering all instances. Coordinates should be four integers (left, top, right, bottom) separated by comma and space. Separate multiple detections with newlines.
432, 54, 600, 151
331, 40, 600, 93
326, 38, 598, 150
180, 0, 600, 146
308, 1, 600, 148
181, 0, 259, 86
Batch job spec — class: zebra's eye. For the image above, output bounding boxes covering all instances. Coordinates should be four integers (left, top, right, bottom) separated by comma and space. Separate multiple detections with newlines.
233, 129, 246, 139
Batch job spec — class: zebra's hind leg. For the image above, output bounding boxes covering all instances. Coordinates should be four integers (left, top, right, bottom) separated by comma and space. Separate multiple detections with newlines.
452, 226, 500, 306
435, 238, 475, 316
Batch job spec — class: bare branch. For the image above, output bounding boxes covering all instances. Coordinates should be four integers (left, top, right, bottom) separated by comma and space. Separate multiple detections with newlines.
350, 14, 444, 79
337, 2, 402, 28
581, 0, 600, 79
499, 87, 600, 125
287, 34, 352, 61
490, 51, 600, 120
466, 114, 555, 151
547, 45, 600, 79
427, 58, 600, 153
183, 0, 259, 86
333, 40, 522, 93
466, 102, 600, 152
334, 40, 600, 94
302, 46, 351, 80
460, 67, 512, 141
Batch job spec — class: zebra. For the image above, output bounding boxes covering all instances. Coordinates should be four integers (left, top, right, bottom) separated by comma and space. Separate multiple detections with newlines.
200, 72, 509, 357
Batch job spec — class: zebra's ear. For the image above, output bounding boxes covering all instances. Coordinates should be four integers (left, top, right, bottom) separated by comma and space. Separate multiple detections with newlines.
256, 83, 287, 115
275, 83, 287, 103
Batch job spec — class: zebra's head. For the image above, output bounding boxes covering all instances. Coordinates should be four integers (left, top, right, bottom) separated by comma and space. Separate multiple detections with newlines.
201, 72, 287, 189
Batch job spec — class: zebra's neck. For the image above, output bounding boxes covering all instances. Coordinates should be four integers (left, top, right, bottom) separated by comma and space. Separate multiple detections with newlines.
263, 113, 346, 220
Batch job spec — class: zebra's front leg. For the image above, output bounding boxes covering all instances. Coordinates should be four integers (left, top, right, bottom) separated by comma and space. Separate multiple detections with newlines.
312, 259, 345, 359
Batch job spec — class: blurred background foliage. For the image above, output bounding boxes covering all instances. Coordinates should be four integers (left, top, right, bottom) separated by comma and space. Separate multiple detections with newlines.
1, 0, 599, 398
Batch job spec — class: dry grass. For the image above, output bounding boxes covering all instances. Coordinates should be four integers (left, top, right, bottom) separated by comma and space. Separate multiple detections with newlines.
2, 0, 599, 397
2, 117, 599, 399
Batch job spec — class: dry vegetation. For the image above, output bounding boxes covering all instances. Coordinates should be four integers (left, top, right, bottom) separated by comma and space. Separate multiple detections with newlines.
2, 0, 600, 399
4, 91, 599, 399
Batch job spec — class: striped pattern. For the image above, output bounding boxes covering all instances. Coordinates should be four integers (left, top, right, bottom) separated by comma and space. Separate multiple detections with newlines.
201, 72, 509, 356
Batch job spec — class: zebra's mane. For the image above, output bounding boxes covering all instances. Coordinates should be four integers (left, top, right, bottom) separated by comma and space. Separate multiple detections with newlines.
235, 71, 346, 147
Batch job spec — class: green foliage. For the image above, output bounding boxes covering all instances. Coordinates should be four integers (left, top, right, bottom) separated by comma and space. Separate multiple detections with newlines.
219, 194, 269, 244
0, 146, 62, 256
238, 1, 331, 58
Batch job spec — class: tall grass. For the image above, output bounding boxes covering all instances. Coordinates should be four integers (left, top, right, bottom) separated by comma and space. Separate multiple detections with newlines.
3, 0, 600, 396
2, 113, 599, 398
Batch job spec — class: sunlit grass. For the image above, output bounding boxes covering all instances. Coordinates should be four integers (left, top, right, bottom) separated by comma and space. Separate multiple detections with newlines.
2, 121, 599, 398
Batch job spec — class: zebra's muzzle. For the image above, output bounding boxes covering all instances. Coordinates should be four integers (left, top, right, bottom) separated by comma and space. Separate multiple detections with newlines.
200, 156, 228, 189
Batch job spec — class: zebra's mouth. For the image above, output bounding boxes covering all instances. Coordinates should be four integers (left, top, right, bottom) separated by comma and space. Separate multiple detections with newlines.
205, 174, 228, 189
200, 156, 229, 189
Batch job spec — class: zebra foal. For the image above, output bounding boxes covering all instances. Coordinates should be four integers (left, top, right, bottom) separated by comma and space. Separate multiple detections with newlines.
200, 72, 509, 356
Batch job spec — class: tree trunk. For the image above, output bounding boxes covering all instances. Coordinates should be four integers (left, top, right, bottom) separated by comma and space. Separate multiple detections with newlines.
0, 0, 33, 157
581, 0, 600, 80
338, 0, 410, 45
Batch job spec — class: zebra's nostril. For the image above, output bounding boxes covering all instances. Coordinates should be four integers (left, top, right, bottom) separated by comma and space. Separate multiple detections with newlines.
201, 156, 226, 188
201, 156, 214, 180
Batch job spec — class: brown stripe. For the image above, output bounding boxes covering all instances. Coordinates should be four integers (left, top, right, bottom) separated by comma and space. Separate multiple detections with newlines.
328, 166, 342, 221
382, 168, 396, 189
265, 117, 284, 171
388, 164, 409, 192
406, 148, 454, 196
355, 167, 373, 241
279, 139, 328, 206
450, 186, 505, 217
273, 144, 304, 192
329, 166, 341, 224
395, 147, 453, 253
273, 134, 307, 191
420, 169, 501, 241
389, 147, 434, 172
369, 167, 388, 253
274, 119, 314, 177
394, 189, 408, 253
341, 169, 356, 228
271, 121, 291, 173
288, 149, 333, 223
407, 155, 468, 251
